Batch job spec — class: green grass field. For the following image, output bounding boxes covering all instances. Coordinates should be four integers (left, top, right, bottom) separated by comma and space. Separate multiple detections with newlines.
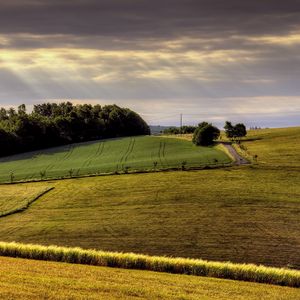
1, 256, 299, 300
0, 167, 298, 268
240, 127, 300, 167
0, 126, 299, 297
0, 136, 231, 183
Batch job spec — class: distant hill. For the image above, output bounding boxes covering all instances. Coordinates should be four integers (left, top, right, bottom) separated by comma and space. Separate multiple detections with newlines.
149, 125, 171, 135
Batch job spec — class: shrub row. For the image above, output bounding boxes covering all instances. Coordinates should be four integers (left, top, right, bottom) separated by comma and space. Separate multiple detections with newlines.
0, 242, 299, 287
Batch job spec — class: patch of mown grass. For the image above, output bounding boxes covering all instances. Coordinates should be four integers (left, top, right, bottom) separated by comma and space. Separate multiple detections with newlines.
1, 257, 299, 300
0, 167, 299, 269
0, 184, 53, 217
0, 136, 231, 183
0, 241, 300, 288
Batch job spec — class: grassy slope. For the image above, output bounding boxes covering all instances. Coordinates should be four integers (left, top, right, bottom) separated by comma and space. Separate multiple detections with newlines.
0, 136, 231, 183
0, 184, 50, 217
0, 167, 299, 268
0, 127, 299, 268
242, 127, 300, 167
1, 256, 299, 300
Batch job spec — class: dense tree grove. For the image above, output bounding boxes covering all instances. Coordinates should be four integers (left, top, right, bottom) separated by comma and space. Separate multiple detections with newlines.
224, 121, 247, 141
163, 125, 197, 135
0, 102, 150, 157
192, 122, 220, 146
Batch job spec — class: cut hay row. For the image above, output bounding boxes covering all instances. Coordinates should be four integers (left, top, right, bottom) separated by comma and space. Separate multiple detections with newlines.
0, 242, 299, 288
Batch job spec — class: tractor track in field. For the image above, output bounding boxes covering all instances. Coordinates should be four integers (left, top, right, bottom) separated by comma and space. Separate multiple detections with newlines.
158, 141, 166, 168
95, 142, 105, 157
161, 141, 169, 167
123, 138, 135, 164
63, 145, 75, 160
82, 145, 99, 168
84, 142, 106, 168
116, 138, 135, 171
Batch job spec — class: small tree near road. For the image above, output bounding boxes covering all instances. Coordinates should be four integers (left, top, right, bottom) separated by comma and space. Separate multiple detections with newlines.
192, 123, 220, 146
224, 121, 247, 142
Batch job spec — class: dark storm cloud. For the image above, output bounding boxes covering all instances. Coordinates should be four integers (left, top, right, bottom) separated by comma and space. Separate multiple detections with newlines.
0, 1, 299, 127
1, 0, 300, 39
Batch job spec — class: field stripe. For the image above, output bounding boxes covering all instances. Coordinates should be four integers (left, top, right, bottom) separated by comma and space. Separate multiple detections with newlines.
0, 241, 299, 288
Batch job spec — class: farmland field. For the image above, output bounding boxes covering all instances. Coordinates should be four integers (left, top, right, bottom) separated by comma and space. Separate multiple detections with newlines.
0, 256, 299, 300
0, 136, 231, 183
0, 127, 299, 268
239, 127, 300, 167
0, 167, 299, 268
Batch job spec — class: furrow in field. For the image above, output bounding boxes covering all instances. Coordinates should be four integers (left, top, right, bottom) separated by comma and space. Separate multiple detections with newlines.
158, 141, 165, 168
81, 143, 99, 169
122, 138, 136, 169
117, 138, 133, 171
161, 141, 169, 167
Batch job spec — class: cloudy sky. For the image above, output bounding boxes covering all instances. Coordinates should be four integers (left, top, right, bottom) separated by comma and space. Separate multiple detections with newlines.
0, 0, 300, 127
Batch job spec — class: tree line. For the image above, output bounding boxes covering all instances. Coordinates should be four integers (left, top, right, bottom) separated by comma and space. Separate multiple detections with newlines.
0, 102, 150, 157
163, 125, 197, 135
162, 121, 247, 146
193, 121, 247, 146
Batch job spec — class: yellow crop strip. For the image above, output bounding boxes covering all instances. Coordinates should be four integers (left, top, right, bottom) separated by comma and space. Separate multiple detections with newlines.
0, 241, 299, 288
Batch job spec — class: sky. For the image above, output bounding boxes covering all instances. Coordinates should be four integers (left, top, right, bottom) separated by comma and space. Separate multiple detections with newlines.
0, 0, 300, 127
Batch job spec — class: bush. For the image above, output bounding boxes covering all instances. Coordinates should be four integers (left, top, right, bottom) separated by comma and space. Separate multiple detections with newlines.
193, 124, 220, 146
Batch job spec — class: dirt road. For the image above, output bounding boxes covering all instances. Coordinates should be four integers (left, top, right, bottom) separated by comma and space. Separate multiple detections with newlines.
221, 143, 249, 165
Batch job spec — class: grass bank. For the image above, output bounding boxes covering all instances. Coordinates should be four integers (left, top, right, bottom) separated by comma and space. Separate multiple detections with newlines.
0, 241, 299, 288
2, 257, 299, 300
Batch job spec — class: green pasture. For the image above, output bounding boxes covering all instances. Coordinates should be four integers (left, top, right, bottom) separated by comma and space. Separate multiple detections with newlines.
0, 127, 299, 273
0, 136, 231, 183
0, 167, 299, 268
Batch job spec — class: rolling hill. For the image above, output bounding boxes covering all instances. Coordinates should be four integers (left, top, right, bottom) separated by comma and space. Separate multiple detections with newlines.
0, 126, 299, 298
0, 127, 299, 269
0, 136, 231, 183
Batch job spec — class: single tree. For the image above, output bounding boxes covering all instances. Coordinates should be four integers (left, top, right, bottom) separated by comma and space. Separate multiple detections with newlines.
193, 123, 220, 146
235, 123, 247, 140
